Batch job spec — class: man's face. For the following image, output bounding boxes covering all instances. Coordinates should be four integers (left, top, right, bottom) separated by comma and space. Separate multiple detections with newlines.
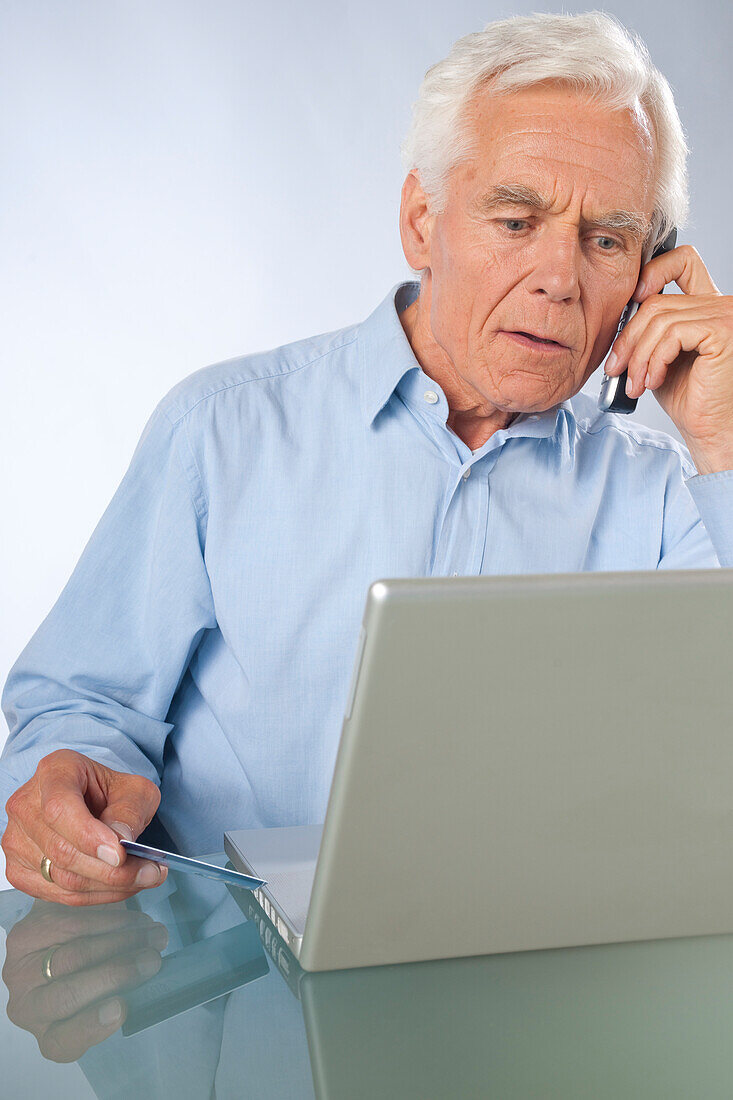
404, 82, 657, 413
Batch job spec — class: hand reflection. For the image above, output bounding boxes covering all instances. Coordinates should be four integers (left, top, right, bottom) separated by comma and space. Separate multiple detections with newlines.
2, 899, 168, 1062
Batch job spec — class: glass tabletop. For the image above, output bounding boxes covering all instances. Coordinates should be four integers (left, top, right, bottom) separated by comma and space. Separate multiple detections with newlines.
2, 853, 733, 1099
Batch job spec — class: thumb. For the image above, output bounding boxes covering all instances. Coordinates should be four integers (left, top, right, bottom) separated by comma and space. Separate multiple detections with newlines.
102, 818, 135, 843
97, 773, 162, 853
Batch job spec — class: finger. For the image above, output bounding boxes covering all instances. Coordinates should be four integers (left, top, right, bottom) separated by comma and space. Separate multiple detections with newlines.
97, 770, 162, 849
2, 823, 152, 906
17, 809, 167, 895
605, 299, 702, 386
642, 330, 686, 392
622, 310, 679, 397
637, 243, 721, 299
37, 997, 127, 1063
5, 859, 144, 908
9, 947, 162, 1030
34, 753, 152, 872
627, 318, 708, 398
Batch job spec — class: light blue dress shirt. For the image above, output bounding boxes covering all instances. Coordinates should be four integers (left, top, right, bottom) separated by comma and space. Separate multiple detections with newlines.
3, 281, 733, 851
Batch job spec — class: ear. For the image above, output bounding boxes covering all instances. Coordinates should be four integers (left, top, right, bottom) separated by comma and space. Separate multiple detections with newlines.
399, 170, 434, 272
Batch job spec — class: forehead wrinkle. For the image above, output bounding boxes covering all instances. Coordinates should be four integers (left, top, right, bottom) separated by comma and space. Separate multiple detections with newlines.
480, 103, 655, 167
492, 123, 653, 167
493, 133, 647, 171
477, 91, 653, 137
512, 152, 647, 194
499, 119, 633, 141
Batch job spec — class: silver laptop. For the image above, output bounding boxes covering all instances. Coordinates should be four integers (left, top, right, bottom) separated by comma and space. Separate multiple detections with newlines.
225, 569, 733, 972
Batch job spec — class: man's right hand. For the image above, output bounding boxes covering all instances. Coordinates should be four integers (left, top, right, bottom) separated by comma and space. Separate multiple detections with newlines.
2, 749, 168, 905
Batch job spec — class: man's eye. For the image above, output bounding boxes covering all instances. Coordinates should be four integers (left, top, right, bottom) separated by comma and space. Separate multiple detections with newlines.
498, 222, 622, 251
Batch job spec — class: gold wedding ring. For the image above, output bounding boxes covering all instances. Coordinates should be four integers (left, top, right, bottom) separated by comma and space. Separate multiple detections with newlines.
40, 855, 54, 884
41, 944, 59, 982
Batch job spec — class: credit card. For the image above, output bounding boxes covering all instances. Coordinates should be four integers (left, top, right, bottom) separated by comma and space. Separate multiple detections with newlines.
120, 840, 267, 890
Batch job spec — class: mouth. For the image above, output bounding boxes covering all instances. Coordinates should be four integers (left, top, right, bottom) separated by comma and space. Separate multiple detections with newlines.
502, 330, 569, 351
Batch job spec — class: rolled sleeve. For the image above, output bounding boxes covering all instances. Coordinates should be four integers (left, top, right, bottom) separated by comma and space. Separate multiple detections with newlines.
0, 403, 217, 835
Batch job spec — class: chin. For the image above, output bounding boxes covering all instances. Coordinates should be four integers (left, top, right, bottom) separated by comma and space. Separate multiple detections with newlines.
493, 385, 565, 412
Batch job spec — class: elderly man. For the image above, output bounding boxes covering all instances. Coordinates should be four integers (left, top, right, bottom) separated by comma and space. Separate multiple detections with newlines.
3, 11, 733, 906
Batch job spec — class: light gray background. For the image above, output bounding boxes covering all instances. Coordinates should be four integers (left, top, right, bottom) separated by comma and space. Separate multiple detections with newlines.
1, 1, 730, 771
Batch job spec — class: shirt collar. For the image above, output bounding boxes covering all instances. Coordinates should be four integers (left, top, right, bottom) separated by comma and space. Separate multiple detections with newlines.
358, 280, 577, 471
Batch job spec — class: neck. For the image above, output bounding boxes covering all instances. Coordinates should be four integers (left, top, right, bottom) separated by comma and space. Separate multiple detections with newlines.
398, 280, 519, 450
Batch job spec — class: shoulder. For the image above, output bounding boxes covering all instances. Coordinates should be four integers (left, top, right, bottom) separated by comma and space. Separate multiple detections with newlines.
153, 320, 361, 427
568, 390, 697, 478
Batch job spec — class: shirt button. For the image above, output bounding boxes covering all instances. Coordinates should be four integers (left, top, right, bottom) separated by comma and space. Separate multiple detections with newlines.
462, 467, 471, 480
528, 415, 539, 421
423, 390, 439, 404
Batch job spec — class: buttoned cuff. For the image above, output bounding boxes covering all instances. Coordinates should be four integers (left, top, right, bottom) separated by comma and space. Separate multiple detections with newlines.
684, 469, 733, 567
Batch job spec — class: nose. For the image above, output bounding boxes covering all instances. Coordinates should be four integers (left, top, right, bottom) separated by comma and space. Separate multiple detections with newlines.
523, 230, 581, 304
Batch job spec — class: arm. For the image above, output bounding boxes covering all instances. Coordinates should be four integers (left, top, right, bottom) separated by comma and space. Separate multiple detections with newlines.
0, 401, 217, 900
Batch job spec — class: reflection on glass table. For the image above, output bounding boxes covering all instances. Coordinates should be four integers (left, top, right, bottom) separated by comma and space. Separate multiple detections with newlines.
2, 855, 733, 1099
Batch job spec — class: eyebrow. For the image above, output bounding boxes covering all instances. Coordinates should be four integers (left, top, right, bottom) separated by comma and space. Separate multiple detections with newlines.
475, 183, 650, 244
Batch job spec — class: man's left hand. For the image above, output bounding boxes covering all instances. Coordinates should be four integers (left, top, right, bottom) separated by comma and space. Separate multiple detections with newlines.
603, 244, 733, 475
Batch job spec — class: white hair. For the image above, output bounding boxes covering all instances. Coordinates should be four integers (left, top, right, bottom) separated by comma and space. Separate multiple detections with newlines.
400, 11, 689, 265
